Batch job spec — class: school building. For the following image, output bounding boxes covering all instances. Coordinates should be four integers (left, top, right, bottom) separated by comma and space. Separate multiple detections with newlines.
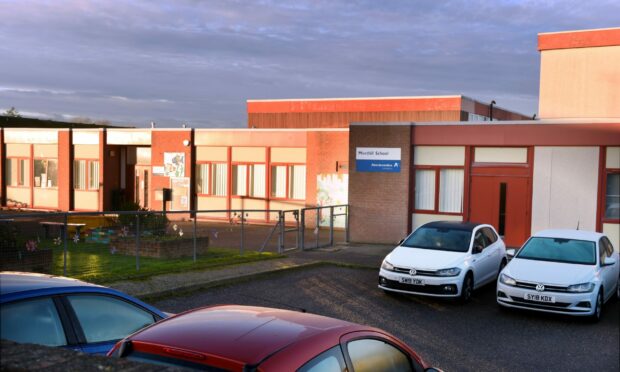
1, 27, 619, 249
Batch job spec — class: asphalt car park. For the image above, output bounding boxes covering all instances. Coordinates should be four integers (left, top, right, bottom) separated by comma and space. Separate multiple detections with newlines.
153, 264, 620, 372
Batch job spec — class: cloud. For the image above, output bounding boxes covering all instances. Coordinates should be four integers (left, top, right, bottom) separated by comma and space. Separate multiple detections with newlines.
0, 0, 618, 127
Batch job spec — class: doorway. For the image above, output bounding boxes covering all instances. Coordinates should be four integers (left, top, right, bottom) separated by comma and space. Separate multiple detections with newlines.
135, 166, 150, 209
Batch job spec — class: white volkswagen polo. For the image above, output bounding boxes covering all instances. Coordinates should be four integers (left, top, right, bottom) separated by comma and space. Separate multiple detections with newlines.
497, 229, 620, 321
379, 221, 507, 302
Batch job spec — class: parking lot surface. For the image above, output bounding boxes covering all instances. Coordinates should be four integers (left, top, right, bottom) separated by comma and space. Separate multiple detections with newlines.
154, 265, 620, 372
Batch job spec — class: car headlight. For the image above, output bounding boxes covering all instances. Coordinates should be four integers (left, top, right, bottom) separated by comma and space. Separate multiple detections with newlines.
500, 274, 516, 286
381, 260, 395, 271
436, 267, 461, 277
567, 282, 595, 293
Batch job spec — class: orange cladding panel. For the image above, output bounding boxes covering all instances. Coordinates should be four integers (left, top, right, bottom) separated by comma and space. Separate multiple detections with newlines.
538, 28, 620, 51
247, 97, 462, 113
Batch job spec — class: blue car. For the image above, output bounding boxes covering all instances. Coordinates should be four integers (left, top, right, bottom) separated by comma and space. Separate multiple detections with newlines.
0, 272, 167, 354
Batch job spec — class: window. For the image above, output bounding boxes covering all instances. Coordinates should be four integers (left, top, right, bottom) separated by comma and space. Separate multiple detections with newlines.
5, 158, 28, 186
298, 345, 347, 372
196, 163, 227, 196
271, 164, 306, 200
601, 237, 615, 257
233, 164, 266, 197
605, 173, 619, 220
67, 295, 155, 343
482, 227, 498, 244
414, 168, 464, 214
347, 339, 413, 372
33, 159, 58, 188
1, 298, 66, 347
74, 160, 100, 190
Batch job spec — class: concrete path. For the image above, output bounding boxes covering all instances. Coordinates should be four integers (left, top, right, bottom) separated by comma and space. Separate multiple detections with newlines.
110, 242, 395, 299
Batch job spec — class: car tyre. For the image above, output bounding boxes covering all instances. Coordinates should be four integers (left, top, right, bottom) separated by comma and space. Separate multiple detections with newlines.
615, 277, 620, 301
589, 289, 603, 323
459, 273, 474, 304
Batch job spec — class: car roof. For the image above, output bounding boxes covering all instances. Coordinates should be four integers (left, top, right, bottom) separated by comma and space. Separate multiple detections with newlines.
0, 272, 101, 296
421, 221, 482, 232
532, 229, 605, 242
128, 305, 362, 366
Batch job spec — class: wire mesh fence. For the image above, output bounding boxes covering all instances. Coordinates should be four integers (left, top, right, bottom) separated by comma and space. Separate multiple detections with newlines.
0, 206, 348, 284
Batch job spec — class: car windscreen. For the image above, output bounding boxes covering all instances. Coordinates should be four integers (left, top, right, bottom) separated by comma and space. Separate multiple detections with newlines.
516, 237, 596, 265
401, 227, 472, 252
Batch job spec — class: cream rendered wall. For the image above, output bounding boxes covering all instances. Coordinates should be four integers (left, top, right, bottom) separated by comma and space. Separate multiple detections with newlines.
271, 148, 306, 163
230, 198, 268, 220
474, 147, 528, 163
413, 146, 465, 166
6, 188, 30, 206
531, 147, 599, 233
196, 197, 227, 218
196, 147, 227, 162
539, 46, 620, 118
607, 147, 620, 169
411, 213, 463, 232
74, 191, 98, 210
33, 188, 58, 209
232, 147, 266, 163
603, 223, 620, 252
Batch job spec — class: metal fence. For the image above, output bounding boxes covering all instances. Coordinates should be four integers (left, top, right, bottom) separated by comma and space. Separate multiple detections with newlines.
0, 206, 348, 283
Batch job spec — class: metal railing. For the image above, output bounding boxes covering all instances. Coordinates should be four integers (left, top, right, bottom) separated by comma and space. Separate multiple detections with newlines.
0, 205, 349, 281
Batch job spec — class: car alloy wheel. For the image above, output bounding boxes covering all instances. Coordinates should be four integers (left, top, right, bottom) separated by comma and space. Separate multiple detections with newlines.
590, 290, 603, 322
460, 274, 473, 303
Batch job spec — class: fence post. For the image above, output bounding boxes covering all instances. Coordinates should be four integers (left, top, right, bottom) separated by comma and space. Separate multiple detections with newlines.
345, 205, 350, 243
329, 206, 334, 246
63, 213, 68, 276
240, 211, 245, 255
315, 208, 320, 249
279, 211, 285, 254
193, 216, 197, 262
295, 210, 300, 249
300, 209, 305, 251
135, 214, 140, 271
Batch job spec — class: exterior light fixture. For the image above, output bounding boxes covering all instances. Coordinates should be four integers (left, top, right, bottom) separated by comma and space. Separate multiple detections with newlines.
182, 139, 191, 147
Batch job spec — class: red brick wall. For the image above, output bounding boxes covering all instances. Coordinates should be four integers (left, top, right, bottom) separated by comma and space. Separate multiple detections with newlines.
150, 130, 192, 212
348, 124, 412, 244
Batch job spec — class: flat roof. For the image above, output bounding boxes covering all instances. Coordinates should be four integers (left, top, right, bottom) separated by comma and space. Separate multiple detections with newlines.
538, 27, 620, 51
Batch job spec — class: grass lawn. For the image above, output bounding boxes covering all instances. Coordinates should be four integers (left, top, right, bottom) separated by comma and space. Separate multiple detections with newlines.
49, 241, 281, 284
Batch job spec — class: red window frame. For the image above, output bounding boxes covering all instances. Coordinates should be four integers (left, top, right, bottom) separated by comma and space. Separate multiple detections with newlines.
5, 157, 29, 187
73, 159, 100, 191
195, 162, 227, 197
602, 169, 620, 223
269, 162, 306, 201
412, 165, 465, 216
231, 162, 267, 198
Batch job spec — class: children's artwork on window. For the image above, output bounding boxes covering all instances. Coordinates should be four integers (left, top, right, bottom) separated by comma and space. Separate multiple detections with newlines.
164, 153, 185, 177
317, 174, 348, 228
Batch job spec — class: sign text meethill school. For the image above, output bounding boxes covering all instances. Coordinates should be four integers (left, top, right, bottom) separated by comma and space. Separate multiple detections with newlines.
355, 147, 401, 173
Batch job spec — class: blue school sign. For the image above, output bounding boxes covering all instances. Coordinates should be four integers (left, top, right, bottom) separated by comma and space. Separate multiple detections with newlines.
356, 147, 401, 173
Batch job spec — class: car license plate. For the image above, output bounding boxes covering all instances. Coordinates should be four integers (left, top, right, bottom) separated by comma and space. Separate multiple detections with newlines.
525, 293, 556, 303
399, 277, 424, 286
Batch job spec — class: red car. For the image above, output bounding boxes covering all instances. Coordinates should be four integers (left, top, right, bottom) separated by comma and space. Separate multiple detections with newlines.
108, 305, 440, 371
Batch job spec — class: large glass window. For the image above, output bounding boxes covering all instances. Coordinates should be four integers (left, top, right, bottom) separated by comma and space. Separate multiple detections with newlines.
1, 297, 66, 347
232, 164, 248, 196
5, 158, 28, 186
34, 159, 58, 188
233, 164, 266, 197
271, 164, 306, 200
67, 295, 155, 343
347, 339, 413, 372
250, 164, 266, 197
414, 168, 464, 214
605, 173, 619, 219
196, 163, 227, 196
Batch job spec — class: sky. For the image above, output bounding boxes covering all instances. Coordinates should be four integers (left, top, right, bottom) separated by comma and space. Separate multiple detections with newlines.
0, 0, 618, 128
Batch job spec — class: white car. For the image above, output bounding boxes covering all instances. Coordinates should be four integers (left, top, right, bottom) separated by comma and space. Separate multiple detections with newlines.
497, 229, 620, 321
379, 221, 507, 302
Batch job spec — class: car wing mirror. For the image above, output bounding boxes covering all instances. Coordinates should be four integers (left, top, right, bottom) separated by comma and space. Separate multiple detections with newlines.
603, 256, 617, 266
506, 248, 517, 258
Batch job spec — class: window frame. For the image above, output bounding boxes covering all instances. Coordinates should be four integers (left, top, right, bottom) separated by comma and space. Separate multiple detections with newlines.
231, 162, 267, 198
413, 165, 465, 215
73, 159, 100, 191
195, 161, 228, 197
602, 169, 620, 223
33, 157, 59, 189
5, 157, 29, 187
342, 336, 418, 372
270, 162, 306, 201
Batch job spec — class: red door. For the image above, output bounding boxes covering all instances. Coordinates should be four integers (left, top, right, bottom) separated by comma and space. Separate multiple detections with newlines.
469, 175, 530, 247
